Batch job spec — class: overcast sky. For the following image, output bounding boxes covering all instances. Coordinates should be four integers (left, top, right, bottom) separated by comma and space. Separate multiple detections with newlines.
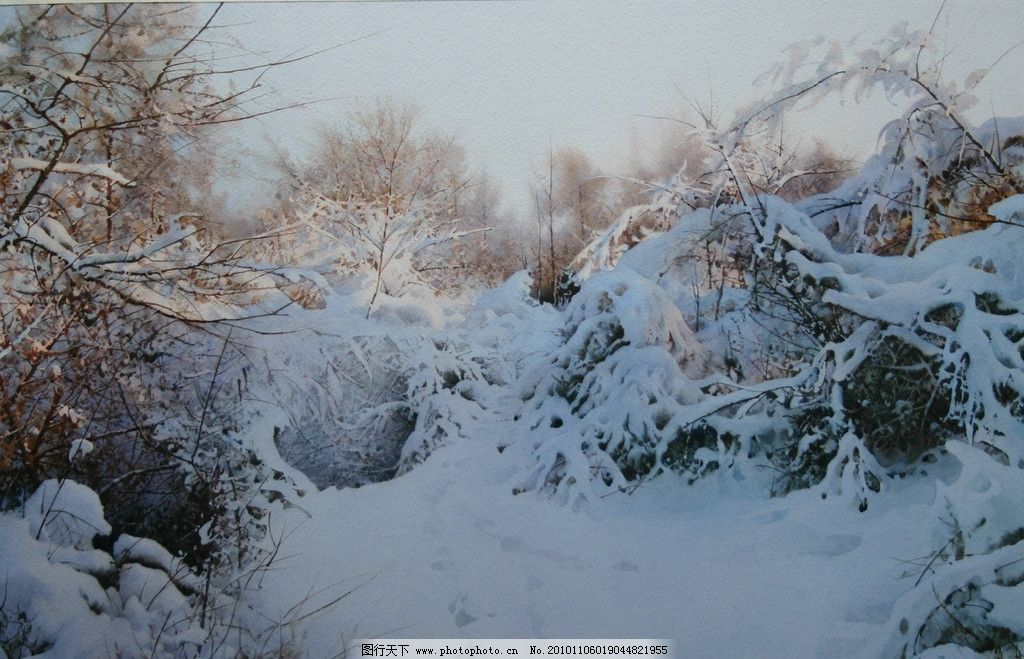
217, 0, 1024, 215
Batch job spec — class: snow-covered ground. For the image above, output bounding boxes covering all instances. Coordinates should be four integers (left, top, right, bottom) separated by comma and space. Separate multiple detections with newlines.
261, 405, 948, 659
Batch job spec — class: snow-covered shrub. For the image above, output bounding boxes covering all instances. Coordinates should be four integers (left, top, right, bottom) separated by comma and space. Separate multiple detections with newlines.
1, 477, 313, 657
539, 24, 1024, 638
268, 333, 413, 488
758, 24, 1024, 256
265, 330, 441, 488
0, 4, 318, 595
515, 199, 831, 502
0, 479, 207, 658
516, 185, 1024, 515
526, 15, 1024, 511
388, 333, 506, 472
840, 333, 957, 466
762, 194, 1024, 490
515, 268, 715, 504
872, 443, 1024, 657
343, 310, 526, 477
0, 277, 308, 646
264, 288, 525, 489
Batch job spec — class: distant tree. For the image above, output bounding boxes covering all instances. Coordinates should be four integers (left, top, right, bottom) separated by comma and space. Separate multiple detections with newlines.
305, 100, 470, 218
452, 171, 524, 286
269, 100, 492, 312
548, 147, 611, 245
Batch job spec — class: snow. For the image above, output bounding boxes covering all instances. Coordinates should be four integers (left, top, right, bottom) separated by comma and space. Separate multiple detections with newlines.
474, 269, 537, 318
68, 438, 94, 461
0, 514, 121, 658
12, 157, 133, 186
0, 480, 208, 658
989, 194, 1024, 225
113, 535, 177, 573
256, 429, 955, 659
25, 478, 112, 549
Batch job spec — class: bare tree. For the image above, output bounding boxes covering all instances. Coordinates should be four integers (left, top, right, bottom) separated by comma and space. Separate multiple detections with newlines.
268, 99, 490, 314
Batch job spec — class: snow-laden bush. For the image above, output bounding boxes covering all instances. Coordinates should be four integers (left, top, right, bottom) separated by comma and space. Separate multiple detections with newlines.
872, 442, 1024, 657
0, 479, 207, 658
1, 477, 317, 658
0, 8, 325, 629
510, 186, 1024, 653
263, 285, 537, 489
507, 45, 1024, 642
516, 192, 1024, 505
768, 28, 1024, 256
391, 334, 504, 472
749, 195, 1024, 496
524, 15, 1024, 512
267, 332, 413, 488
515, 205, 804, 503
514, 268, 718, 505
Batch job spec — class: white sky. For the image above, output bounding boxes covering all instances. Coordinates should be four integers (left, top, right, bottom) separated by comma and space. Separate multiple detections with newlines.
218, 0, 1024, 215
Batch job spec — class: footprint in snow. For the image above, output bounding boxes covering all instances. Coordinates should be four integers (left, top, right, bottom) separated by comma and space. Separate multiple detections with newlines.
476, 519, 592, 569
429, 477, 456, 505
612, 560, 638, 572
449, 595, 479, 628
454, 610, 478, 628
501, 535, 591, 569
501, 537, 524, 552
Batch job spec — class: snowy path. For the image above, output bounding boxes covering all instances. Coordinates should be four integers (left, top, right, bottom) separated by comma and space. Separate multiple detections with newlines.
261, 422, 942, 659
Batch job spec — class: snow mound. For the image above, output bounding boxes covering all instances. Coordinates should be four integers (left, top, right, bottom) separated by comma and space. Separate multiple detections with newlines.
25, 479, 111, 550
